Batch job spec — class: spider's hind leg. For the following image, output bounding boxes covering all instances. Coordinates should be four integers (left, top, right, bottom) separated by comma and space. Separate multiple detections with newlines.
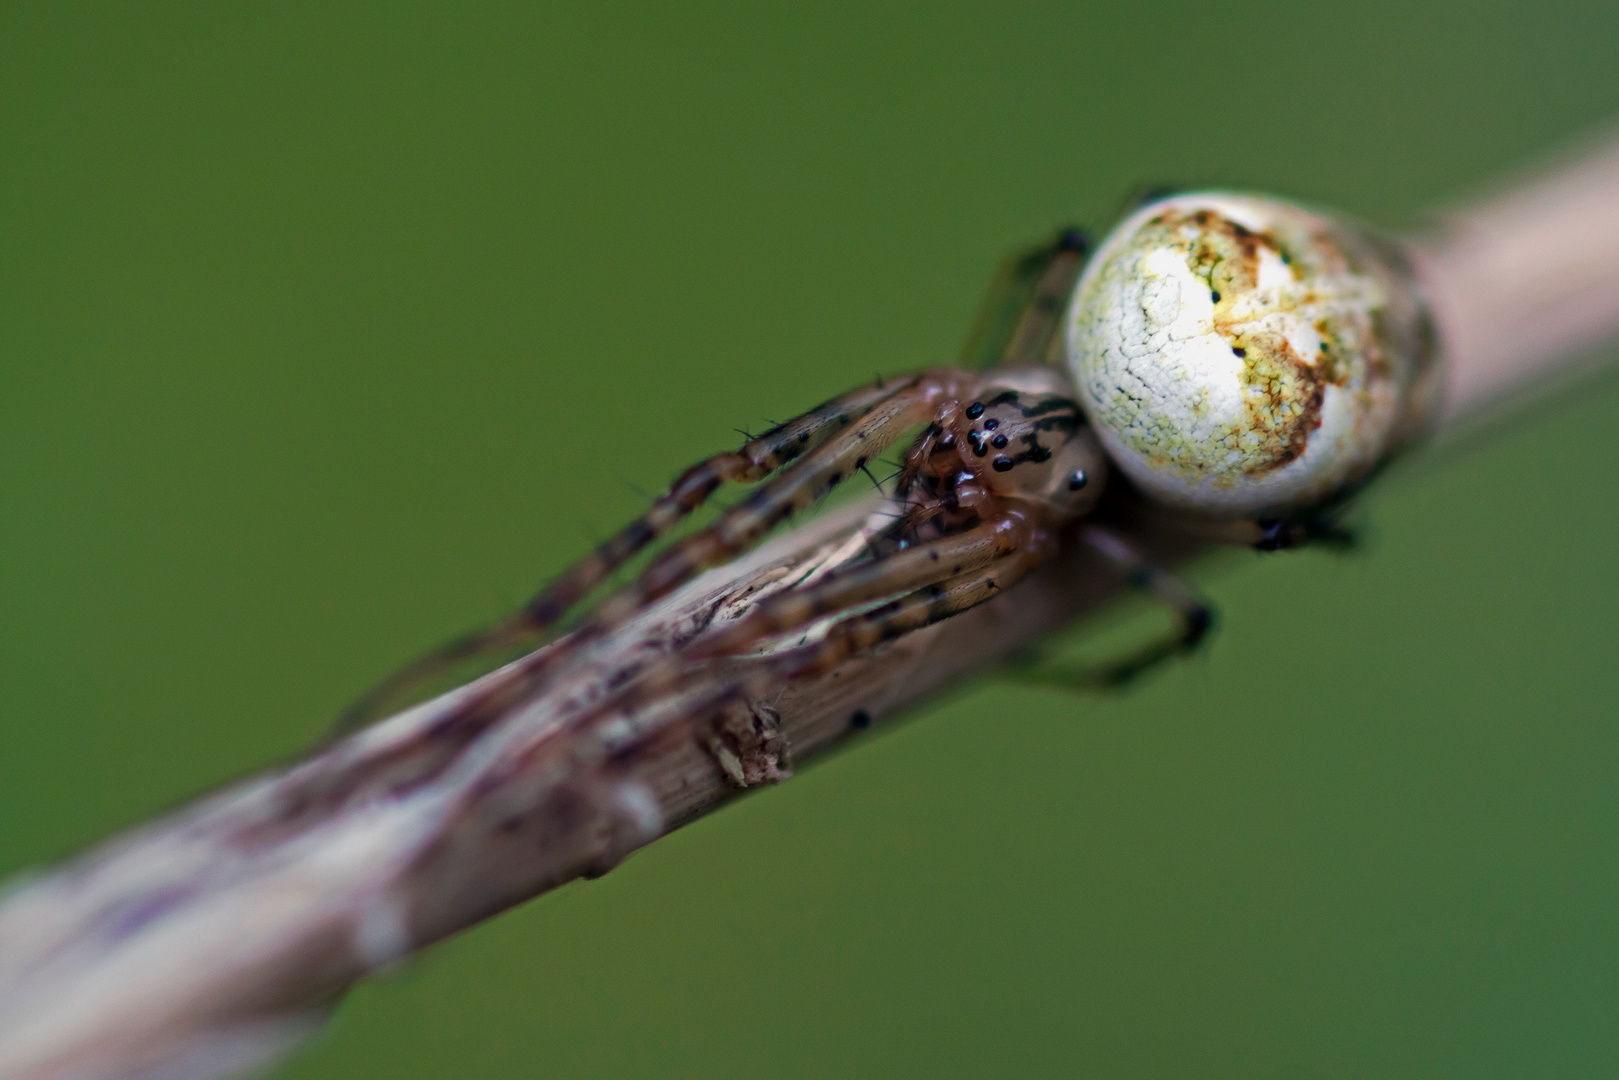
1005, 525, 1214, 692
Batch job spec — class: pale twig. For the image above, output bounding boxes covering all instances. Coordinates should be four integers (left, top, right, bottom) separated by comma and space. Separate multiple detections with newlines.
4, 131, 1619, 1080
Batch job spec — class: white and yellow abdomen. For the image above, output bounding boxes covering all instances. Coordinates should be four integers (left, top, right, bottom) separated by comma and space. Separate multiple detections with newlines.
1065, 193, 1437, 517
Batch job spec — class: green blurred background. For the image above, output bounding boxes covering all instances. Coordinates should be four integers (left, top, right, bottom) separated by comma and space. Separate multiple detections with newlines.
4, 2, 1619, 1077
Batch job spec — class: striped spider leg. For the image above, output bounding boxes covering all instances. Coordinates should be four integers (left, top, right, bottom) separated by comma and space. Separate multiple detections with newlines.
336, 363, 1098, 739
337, 376, 917, 729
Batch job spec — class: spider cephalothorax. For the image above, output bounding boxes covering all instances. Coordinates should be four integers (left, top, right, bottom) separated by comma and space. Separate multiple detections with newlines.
894, 369, 1099, 537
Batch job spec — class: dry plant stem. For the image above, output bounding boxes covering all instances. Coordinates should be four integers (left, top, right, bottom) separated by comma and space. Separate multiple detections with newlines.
1413, 126, 1619, 421
5, 134, 1619, 1080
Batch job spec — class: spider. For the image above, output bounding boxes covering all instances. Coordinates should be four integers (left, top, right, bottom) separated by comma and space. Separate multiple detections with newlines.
335, 192, 1437, 766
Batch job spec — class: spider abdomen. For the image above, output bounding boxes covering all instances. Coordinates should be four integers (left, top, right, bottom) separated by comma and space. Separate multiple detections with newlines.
1065, 193, 1438, 518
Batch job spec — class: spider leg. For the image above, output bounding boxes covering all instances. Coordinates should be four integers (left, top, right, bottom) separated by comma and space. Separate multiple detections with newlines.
1144, 497, 1360, 552
572, 547, 1045, 766
1251, 511, 1359, 552
684, 516, 1029, 661
765, 547, 1043, 681
579, 376, 957, 634
896, 494, 952, 532
1004, 525, 1214, 691
524, 377, 926, 625
955, 227, 1089, 371
333, 376, 921, 731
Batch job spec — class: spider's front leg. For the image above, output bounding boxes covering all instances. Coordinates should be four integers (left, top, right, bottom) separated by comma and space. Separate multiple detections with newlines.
580, 370, 974, 629
334, 376, 929, 729
336, 369, 988, 731
765, 546, 1048, 684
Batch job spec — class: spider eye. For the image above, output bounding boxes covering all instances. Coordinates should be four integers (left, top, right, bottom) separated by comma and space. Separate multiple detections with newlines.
1064, 192, 1437, 517
992, 456, 1014, 472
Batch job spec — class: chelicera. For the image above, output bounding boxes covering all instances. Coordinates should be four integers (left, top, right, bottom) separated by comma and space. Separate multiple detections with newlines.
338, 192, 1436, 755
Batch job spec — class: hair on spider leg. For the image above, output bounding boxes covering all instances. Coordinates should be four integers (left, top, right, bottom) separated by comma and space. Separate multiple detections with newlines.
618, 478, 661, 506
